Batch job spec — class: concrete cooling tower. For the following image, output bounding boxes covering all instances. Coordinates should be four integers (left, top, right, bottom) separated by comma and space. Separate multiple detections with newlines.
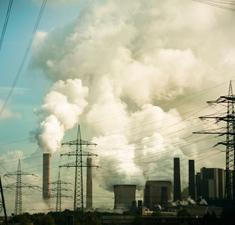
113, 185, 136, 210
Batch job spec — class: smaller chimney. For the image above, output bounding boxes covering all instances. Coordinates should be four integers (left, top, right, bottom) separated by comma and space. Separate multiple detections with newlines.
43, 153, 51, 200
173, 157, 181, 201
86, 157, 92, 209
188, 160, 195, 199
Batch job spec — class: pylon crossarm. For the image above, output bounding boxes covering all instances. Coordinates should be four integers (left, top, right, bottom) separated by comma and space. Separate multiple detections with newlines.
51, 181, 72, 185
60, 151, 76, 156
60, 181, 72, 185
20, 184, 40, 189
3, 184, 15, 189
4, 173, 17, 177
85, 165, 99, 168
62, 139, 97, 146
60, 163, 91, 168
214, 141, 229, 147
52, 194, 72, 198
21, 172, 37, 176
193, 131, 228, 135
60, 195, 72, 198
82, 152, 98, 157
51, 187, 71, 191
60, 163, 76, 168
207, 96, 235, 104
61, 152, 98, 157
221, 96, 235, 102
207, 98, 226, 104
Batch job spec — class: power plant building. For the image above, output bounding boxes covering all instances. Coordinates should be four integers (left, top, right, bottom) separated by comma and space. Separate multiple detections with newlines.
144, 180, 172, 209
196, 167, 225, 200
196, 172, 202, 199
113, 185, 136, 210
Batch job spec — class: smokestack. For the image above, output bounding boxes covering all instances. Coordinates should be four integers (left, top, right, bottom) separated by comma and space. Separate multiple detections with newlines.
173, 157, 181, 201
43, 153, 51, 200
86, 157, 92, 209
188, 160, 195, 199
114, 185, 136, 210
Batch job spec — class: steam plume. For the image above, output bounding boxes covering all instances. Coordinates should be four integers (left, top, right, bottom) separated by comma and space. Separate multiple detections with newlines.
37, 79, 88, 153
32, 0, 234, 190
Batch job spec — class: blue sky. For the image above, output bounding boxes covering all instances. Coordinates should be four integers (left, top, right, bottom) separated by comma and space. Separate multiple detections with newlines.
0, 0, 80, 155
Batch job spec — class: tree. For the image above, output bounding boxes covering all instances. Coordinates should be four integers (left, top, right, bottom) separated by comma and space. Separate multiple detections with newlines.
177, 208, 191, 218
11, 213, 32, 225
38, 215, 55, 225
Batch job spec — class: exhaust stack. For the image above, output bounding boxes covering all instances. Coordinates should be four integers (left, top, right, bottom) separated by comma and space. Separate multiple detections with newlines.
43, 153, 51, 200
189, 160, 196, 199
173, 157, 181, 201
86, 157, 92, 209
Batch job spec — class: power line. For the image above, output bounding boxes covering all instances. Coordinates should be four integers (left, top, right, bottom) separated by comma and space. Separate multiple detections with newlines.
60, 125, 97, 213
193, 0, 235, 11
0, 176, 8, 225
194, 81, 235, 200
0, 81, 227, 148
0, 0, 47, 117
0, 0, 14, 52
50, 170, 72, 212
4, 159, 39, 215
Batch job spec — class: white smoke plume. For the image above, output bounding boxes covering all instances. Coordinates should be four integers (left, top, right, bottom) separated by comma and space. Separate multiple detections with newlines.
32, 0, 235, 192
36, 79, 88, 153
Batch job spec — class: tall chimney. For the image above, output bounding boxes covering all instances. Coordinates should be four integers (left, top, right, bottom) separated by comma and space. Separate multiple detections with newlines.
188, 160, 196, 199
43, 153, 51, 200
86, 157, 92, 209
173, 157, 181, 201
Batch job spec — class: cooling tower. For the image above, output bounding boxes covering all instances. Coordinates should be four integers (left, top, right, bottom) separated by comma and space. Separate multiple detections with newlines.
189, 160, 196, 199
43, 153, 51, 200
86, 157, 92, 209
144, 180, 172, 209
173, 157, 181, 201
113, 185, 136, 210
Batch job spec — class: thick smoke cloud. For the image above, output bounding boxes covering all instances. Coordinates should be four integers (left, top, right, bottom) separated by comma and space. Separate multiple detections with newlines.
36, 79, 88, 153
33, 0, 235, 191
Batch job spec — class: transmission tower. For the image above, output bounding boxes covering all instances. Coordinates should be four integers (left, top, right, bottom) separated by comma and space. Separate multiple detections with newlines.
50, 170, 72, 212
4, 159, 39, 215
194, 81, 235, 200
60, 124, 98, 212
0, 176, 7, 224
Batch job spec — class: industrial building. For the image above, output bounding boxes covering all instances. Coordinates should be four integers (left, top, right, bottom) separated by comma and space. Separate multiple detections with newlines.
196, 172, 202, 199
196, 167, 225, 200
42, 153, 51, 200
173, 157, 181, 201
144, 180, 172, 209
113, 185, 136, 210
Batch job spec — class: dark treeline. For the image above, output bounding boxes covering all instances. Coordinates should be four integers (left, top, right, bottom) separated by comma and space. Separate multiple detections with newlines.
5, 204, 235, 225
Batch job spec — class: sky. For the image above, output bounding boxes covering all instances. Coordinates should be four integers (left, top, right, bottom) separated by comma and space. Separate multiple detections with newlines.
0, 0, 235, 214
0, 0, 80, 153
